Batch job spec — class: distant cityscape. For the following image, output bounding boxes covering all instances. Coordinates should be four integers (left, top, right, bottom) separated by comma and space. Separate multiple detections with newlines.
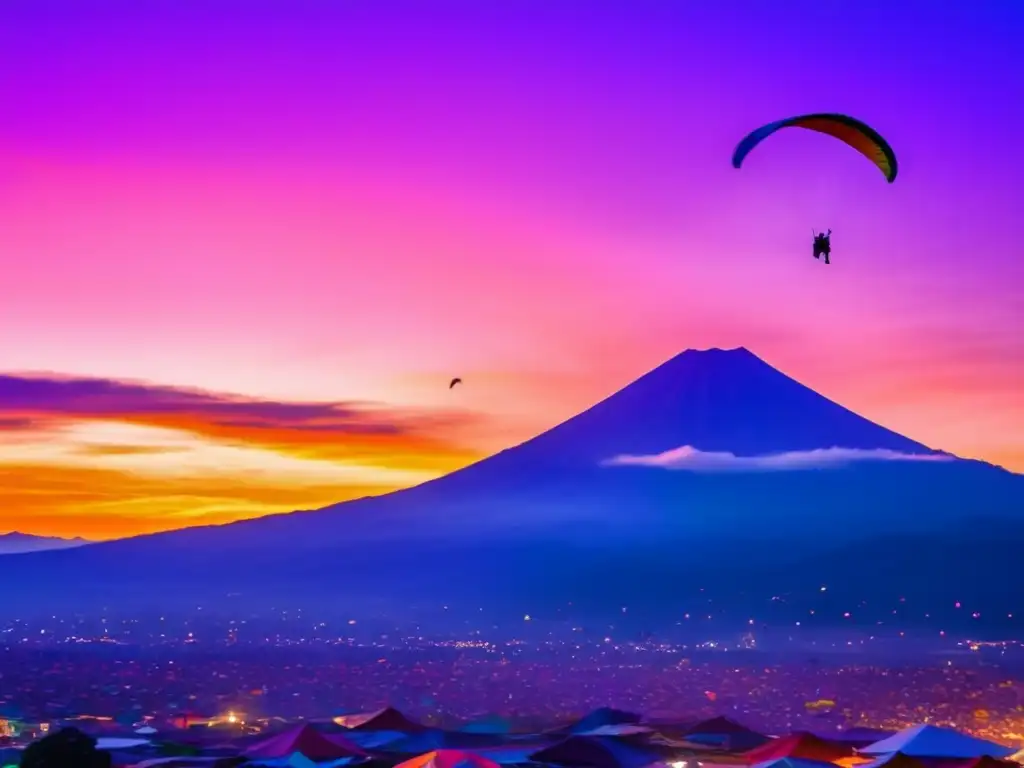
2, 611, 1023, 746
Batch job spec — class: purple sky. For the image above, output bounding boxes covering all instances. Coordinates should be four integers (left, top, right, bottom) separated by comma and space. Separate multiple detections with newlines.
0, 0, 1021, 537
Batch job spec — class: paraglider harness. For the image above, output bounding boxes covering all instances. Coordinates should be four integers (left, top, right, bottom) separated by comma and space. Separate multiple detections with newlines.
813, 229, 832, 264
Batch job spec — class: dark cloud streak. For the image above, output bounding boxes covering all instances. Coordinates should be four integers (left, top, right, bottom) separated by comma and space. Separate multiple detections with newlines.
0, 373, 469, 438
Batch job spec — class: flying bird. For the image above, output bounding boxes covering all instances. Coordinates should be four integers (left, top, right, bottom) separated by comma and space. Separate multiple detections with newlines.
449, 377, 462, 389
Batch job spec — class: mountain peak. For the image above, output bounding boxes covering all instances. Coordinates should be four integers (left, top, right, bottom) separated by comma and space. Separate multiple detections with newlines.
637, 345, 773, 385
496, 346, 934, 465
666, 345, 759, 362
0, 531, 85, 541
0, 532, 90, 554
679, 345, 753, 354
1, 531, 46, 541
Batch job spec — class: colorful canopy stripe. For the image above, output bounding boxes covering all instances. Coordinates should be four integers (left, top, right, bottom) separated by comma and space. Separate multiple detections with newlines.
395, 749, 503, 768
742, 732, 856, 764
732, 113, 898, 183
243, 724, 366, 761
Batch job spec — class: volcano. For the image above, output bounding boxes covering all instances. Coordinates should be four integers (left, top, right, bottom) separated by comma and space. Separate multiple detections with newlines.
4, 348, 1022, 626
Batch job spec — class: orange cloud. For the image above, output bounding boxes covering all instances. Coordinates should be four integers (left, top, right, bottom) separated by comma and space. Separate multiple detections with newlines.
0, 461, 437, 540
0, 373, 487, 539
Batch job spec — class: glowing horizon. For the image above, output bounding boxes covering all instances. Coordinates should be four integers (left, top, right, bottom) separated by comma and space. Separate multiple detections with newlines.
0, 1, 1021, 538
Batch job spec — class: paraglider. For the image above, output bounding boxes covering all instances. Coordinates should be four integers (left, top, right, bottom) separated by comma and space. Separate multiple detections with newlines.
813, 229, 832, 264
732, 113, 898, 183
449, 377, 462, 389
733, 113, 896, 267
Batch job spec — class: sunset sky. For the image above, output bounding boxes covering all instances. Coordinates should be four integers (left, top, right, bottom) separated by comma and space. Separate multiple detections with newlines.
1, 1, 1021, 540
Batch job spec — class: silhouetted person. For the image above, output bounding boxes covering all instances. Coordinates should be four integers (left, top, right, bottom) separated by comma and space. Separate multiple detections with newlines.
813, 229, 832, 264
20, 727, 111, 768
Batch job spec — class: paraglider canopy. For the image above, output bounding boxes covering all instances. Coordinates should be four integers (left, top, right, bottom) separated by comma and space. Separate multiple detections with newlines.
449, 377, 462, 389
732, 113, 898, 183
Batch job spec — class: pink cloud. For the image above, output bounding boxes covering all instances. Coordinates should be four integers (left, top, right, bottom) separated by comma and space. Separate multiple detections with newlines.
603, 445, 954, 472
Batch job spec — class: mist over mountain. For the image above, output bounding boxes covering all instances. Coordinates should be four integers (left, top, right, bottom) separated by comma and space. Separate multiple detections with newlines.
4, 348, 1021, 630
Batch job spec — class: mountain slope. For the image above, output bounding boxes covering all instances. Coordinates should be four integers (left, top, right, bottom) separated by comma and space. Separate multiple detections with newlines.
2, 347, 1021, 625
477, 346, 933, 465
